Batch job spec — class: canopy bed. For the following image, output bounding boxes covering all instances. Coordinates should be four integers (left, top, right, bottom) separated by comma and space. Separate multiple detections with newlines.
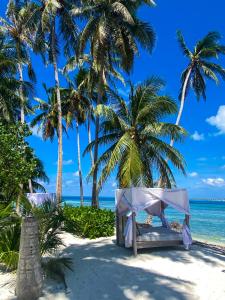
115, 187, 192, 256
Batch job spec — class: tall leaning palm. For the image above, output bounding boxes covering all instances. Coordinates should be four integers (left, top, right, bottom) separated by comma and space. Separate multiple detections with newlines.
74, 0, 156, 207
85, 78, 186, 190
32, 0, 78, 203
174, 31, 225, 141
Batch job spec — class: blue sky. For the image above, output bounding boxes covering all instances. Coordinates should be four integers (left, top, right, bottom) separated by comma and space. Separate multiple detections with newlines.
1, 0, 225, 198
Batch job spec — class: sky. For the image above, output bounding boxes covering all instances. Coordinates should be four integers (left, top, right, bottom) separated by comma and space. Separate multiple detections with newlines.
1, 0, 225, 199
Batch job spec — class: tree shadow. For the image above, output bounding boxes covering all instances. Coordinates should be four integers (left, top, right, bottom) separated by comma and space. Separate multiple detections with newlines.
141, 241, 225, 267
58, 238, 195, 300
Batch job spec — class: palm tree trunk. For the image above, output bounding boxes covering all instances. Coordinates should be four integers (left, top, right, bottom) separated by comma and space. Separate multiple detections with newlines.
16, 185, 23, 215
91, 69, 104, 208
170, 67, 192, 147
16, 216, 43, 299
18, 63, 25, 123
29, 180, 34, 193
88, 111, 94, 167
16, 64, 26, 214
158, 67, 192, 188
76, 118, 84, 206
51, 19, 63, 205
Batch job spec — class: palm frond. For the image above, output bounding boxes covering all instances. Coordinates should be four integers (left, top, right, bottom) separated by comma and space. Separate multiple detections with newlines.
176, 30, 192, 58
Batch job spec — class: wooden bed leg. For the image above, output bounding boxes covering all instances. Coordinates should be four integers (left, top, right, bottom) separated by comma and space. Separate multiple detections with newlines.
132, 212, 137, 256
185, 214, 190, 227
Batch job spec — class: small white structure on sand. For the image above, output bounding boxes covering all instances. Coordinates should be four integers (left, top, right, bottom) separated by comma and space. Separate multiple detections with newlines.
115, 188, 192, 256
26, 193, 56, 206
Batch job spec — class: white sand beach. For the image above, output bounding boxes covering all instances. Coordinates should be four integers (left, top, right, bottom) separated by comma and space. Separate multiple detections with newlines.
1, 232, 225, 300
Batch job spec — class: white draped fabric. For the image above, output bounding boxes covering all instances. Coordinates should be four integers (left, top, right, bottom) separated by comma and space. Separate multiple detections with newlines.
182, 223, 193, 250
116, 187, 190, 216
26, 193, 56, 206
116, 187, 192, 249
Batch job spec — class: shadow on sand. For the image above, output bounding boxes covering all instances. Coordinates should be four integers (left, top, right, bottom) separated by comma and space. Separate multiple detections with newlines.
57, 238, 200, 300
144, 241, 225, 267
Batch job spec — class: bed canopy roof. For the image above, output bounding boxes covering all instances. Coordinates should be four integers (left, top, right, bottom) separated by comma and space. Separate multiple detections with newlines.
115, 187, 190, 217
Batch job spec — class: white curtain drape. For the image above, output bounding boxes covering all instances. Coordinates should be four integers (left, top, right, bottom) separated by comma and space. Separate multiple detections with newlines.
116, 187, 190, 216
26, 193, 56, 206
116, 188, 192, 249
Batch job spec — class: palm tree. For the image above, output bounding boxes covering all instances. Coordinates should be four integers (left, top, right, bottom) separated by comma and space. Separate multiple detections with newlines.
0, 0, 37, 123
85, 78, 186, 190
74, 66, 95, 168
157, 31, 225, 188
0, 32, 23, 122
32, 0, 78, 204
174, 30, 225, 142
24, 158, 49, 193
74, 0, 156, 207
64, 56, 110, 170
31, 85, 67, 141
60, 75, 91, 206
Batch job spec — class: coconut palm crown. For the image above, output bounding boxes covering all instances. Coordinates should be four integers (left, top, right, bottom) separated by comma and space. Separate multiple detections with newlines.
31, 85, 67, 141
85, 77, 187, 190
176, 30, 225, 127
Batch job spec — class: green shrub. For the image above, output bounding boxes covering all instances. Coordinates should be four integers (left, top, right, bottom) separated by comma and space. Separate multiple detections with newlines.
63, 206, 115, 239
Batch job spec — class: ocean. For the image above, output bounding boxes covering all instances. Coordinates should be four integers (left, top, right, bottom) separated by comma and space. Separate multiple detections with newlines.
63, 196, 225, 246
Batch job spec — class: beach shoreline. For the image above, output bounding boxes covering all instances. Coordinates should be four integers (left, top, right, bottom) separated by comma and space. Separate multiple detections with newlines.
1, 232, 225, 300
63, 197, 225, 247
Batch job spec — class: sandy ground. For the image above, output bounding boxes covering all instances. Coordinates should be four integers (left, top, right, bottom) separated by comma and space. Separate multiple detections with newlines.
1, 232, 225, 300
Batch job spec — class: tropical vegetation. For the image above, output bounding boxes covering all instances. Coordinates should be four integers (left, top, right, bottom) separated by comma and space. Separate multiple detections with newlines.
85, 78, 186, 190
1, 0, 225, 296
63, 206, 115, 239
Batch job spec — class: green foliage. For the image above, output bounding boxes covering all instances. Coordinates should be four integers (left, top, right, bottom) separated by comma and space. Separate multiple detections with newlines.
63, 206, 115, 239
0, 123, 37, 202
85, 78, 187, 189
75, 0, 155, 73
0, 222, 20, 270
0, 32, 22, 122
33, 200, 65, 255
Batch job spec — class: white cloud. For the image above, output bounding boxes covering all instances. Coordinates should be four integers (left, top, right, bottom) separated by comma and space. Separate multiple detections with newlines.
63, 159, 73, 166
65, 180, 73, 186
55, 160, 73, 166
30, 124, 42, 139
188, 172, 198, 177
112, 182, 117, 188
197, 157, 207, 161
206, 105, 225, 135
191, 131, 205, 141
202, 178, 225, 187
73, 171, 79, 177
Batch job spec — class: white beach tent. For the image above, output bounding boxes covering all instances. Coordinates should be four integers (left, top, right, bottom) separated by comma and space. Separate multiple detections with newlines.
26, 193, 56, 206
115, 187, 192, 256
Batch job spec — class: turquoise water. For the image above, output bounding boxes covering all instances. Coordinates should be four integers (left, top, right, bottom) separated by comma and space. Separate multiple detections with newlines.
63, 196, 225, 246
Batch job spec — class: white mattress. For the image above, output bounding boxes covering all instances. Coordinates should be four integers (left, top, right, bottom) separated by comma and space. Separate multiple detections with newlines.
136, 226, 183, 242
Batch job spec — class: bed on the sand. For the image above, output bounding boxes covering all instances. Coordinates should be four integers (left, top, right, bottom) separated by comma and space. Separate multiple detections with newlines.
115, 187, 192, 256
